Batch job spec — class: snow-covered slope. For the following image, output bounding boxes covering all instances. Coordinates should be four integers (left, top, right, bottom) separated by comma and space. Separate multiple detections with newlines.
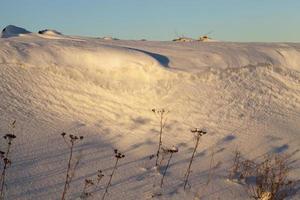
0, 26, 299, 200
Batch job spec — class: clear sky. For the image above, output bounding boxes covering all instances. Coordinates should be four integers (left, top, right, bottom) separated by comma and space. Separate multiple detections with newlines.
0, 0, 299, 42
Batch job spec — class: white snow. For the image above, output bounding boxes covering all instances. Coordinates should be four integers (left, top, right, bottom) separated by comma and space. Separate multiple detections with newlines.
38, 29, 62, 36
0, 26, 299, 200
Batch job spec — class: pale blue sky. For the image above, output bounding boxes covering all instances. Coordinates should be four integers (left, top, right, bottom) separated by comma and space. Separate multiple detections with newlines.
0, 0, 299, 42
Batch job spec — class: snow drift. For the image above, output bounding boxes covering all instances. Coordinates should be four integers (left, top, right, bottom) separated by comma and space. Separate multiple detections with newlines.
0, 26, 299, 200
0, 35, 168, 92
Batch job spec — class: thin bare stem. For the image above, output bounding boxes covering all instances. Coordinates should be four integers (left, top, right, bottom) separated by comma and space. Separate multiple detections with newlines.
68, 156, 81, 185
152, 109, 168, 167
0, 142, 12, 199
183, 128, 207, 190
0, 124, 17, 200
61, 141, 74, 200
80, 170, 104, 199
184, 136, 200, 189
228, 149, 241, 180
101, 149, 124, 200
60, 133, 83, 200
155, 112, 164, 166
101, 158, 119, 200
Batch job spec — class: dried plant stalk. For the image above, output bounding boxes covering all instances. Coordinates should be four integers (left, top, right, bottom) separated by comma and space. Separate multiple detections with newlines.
0, 120, 17, 199
160, 147, 178, 188
152, 109, 169, 167
184, 128, 207, 190
60, 132, 84, 200
101, 149, 125, 200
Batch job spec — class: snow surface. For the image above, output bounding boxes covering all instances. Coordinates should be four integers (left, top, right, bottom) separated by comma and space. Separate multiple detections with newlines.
38, 29, 62, 36
0, 26, 299, 200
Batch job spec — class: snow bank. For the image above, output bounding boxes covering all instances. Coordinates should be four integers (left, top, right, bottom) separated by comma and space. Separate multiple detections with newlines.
0, 28, 299, 200
128, 41, 300, 72
0, 36, 168, 92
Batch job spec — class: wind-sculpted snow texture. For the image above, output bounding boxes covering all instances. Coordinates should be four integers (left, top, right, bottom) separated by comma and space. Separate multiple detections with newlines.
0, 26, 299, 199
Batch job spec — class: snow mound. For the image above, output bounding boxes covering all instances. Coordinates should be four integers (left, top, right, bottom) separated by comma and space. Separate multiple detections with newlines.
1, 25, 31, 38
101, 36, 119, 40
198, 35, 219, 42
0, 38, 167, 92
0, 34, 299, 200
38, 29, 62, 36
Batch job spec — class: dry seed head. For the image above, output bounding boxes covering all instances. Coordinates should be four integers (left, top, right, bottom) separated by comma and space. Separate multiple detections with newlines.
4, 134, 16, 140
191, 128, 198, 133
3, 158, 11, 165
163, 146, 179, 154
98, 174, 104, 178
170, 146, 179, 153
115, 153, 121, 158
191, 128, 207, 137
115, 151, 125, 159
152, 108, 167, 114
85, 179, 94, 185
